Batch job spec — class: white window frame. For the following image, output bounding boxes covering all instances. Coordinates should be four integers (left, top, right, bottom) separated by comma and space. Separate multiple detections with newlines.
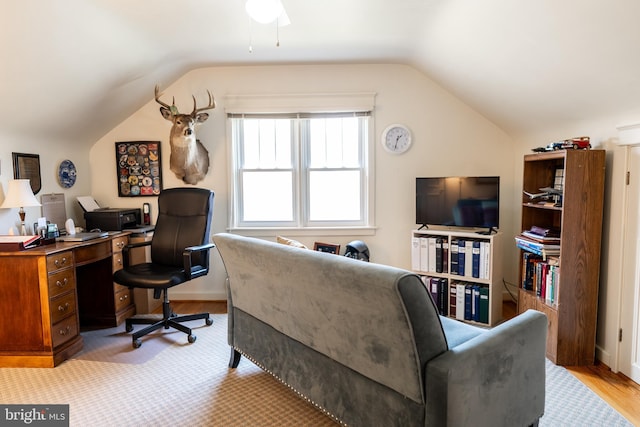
225, 93, 376, 236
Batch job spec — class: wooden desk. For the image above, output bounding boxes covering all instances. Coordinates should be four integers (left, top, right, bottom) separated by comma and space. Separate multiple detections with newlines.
0, 232, 136, 367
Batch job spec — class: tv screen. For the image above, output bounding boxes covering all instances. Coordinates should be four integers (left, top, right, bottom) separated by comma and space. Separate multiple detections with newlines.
416, 176, 500, 229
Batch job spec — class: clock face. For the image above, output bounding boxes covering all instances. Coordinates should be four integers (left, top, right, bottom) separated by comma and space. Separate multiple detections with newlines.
382, 124, 412, 154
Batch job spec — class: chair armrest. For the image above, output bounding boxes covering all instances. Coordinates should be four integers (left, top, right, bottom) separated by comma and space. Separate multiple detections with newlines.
121, 240, 152, 266
183, 242, 215, 280
425, 310, 547, 427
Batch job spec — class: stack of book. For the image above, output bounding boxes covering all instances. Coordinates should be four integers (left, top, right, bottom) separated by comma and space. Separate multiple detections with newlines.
421, 276, 448, 316
411, 236, 448, 274
515, 226, 560, 258
450, 238, 491, 280
451, 281, 490, 324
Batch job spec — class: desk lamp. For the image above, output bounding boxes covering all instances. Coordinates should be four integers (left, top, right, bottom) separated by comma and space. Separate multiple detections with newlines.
0, 179, 41, 235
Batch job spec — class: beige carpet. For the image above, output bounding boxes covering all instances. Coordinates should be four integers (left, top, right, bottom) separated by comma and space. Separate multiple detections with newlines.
0, 315, 338, 426
0, 314, 632, 426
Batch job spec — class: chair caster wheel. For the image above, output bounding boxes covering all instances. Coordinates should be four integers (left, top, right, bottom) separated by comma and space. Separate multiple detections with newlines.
205, 318, 213, 326
133, 339, 142, 349
126, 324, 133, 333
188, 334, 197, 344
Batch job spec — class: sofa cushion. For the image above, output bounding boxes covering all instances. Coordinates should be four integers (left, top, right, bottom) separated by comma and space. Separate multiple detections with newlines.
439, 315, 485, 349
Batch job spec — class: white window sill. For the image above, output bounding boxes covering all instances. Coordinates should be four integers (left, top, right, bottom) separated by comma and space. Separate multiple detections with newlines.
224, 226, 377, 238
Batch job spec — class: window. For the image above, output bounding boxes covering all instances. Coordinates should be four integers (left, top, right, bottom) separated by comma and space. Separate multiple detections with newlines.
229, 112, 372, 230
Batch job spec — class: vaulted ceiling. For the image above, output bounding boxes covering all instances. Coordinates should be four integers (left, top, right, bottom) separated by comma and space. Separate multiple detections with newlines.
3, 0, 640, 145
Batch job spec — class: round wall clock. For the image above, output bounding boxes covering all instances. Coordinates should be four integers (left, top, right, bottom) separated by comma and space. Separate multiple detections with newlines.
58, 159, 77, 188
381, 124, 412, 154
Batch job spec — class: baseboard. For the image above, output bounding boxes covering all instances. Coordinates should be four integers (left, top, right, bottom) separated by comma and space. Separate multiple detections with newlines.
168, 290, 227, 301
595, 345, 613, 371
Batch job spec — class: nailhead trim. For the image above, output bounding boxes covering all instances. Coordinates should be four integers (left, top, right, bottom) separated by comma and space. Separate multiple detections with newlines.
233, 347, 347, 426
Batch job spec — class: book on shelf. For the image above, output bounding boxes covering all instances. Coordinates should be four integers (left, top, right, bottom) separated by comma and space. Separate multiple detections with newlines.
464, 284, 473, 320
455, 283, 465, 320
528, 225, 559, 237
450, 238, 459, 275
515, 235, 560, 257
457, 240, 466, 276
521, 230, 561, 243
411, 237, 421, 271
471, 240, 481, 278
449, 284, 457, 318
420, 237, 429, 272
435, 238, 443, 273
0, 235, 41, 251
478, 286, 489, 323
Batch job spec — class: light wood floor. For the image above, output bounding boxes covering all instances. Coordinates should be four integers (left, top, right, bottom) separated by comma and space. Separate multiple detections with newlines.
170, 300, 640, 425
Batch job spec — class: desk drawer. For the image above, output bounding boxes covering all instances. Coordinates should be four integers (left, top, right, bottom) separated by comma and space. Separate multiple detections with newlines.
114, 288, 132, 312
112, 236, 128, 252
48, 269, 76, 298
46, 251, 73, 272
51, 315, 78, 348
112, 251, 124, 272
50, 292, 77, 324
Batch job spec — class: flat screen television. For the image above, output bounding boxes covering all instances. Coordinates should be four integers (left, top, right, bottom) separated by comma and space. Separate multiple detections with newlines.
416, 176, 500, 232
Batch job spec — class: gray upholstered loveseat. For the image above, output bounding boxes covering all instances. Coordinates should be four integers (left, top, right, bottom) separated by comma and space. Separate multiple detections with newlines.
213, 233, 547, 427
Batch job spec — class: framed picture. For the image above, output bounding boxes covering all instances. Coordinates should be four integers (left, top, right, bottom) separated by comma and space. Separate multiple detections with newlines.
314, 242, 341, 255
115, 141, 162, 197
12, 152, 42, 195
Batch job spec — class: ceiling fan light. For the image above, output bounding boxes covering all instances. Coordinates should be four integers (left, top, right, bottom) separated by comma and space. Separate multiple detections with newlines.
245, 0, 285, 24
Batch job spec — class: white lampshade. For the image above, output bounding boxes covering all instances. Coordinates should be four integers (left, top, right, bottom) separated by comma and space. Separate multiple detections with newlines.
0, 179, 41, 209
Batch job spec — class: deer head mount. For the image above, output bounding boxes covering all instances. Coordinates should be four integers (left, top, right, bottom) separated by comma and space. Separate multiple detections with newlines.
154, 85, 216, 185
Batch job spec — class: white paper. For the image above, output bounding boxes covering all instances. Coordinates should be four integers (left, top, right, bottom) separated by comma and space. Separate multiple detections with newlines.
77, 196, 101, 212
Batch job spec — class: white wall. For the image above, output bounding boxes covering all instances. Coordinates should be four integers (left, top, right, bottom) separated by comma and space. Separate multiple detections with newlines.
0, 131, 92, 235
89, 63, 516, 301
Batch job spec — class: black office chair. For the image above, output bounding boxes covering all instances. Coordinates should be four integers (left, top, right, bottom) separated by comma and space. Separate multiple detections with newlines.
114, 187, 215, 349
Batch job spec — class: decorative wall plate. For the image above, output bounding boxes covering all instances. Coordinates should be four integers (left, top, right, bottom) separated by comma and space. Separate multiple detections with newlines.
58, 159, 77, 188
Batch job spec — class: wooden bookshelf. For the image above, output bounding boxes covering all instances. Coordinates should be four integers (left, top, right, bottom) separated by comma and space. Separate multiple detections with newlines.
517, 149, 605, 366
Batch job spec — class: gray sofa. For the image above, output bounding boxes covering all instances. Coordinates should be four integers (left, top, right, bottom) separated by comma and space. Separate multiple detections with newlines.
213, 233, 547, 427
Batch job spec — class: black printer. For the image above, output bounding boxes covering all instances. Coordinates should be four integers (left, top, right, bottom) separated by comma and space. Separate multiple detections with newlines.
84, 208, 141, 231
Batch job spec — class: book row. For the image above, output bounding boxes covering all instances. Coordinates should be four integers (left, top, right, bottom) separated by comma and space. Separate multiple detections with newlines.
411, 236, 492, 280
420, 276, 490, 324
521, 252, 560, 307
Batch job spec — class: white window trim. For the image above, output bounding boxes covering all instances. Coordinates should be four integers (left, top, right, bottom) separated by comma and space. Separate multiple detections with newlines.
225, 92, 377, 235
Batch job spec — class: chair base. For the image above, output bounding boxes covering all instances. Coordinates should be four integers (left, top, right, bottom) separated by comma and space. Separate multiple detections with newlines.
125, 291, 213, 349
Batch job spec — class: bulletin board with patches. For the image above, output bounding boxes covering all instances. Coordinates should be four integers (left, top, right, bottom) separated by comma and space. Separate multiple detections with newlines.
115, 141, 163, 197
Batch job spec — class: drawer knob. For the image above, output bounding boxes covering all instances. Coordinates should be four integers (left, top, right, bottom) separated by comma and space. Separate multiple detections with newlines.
115, 257, 123, 266
59, 326, 71, 336
58, 303, 70, 312
55, 278, 68, 288
54, 257, 68, 267
119, 294, 128, 301
117, 241, 125, 249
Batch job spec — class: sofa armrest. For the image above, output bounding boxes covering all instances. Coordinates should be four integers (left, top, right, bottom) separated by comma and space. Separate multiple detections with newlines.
425, 309, 547, 427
